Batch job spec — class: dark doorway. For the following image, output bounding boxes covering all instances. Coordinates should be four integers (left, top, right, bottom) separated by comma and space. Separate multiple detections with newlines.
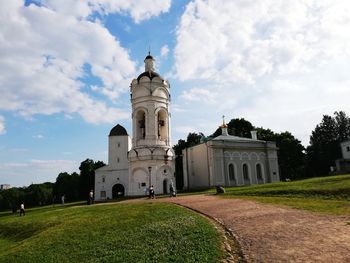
112, 184, 125, 199
163, 179, 168, 194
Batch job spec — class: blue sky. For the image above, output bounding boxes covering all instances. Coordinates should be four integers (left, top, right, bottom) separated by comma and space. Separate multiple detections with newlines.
1, 0, 350, 186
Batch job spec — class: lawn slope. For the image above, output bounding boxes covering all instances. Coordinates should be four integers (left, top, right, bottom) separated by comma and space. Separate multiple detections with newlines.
223, 174, 350, 215
0, 202, 223, 263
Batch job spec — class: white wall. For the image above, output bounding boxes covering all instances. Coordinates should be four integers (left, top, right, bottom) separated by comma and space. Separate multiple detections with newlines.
341, 141, 350, 159
129, 159, 175, 196
183, 139, 280, 190
108, 135, 131, 169
95, 168, 129, 200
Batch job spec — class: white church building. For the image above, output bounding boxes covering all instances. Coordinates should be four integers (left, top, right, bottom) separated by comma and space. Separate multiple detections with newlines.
182, 121, 280, 190
95, 54, 175, 200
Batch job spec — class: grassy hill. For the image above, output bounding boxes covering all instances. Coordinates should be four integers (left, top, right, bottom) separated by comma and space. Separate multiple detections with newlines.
222, 174, 350, 215
0, 202, 223, 263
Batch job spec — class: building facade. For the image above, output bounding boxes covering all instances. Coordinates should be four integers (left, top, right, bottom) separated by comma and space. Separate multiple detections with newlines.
0, 184, 11, 191
95, 54, 175, 200
335, 140, 350, 174
183, 124, 280, 190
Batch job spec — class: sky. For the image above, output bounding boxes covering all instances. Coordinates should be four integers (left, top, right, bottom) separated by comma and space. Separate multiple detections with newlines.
1, 0, 350, 187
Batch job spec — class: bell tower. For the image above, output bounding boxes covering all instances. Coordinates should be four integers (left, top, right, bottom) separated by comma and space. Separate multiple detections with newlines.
128, 53, 175, 196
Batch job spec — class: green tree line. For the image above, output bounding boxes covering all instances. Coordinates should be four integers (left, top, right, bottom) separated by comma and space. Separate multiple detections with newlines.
0, 159, 105, 211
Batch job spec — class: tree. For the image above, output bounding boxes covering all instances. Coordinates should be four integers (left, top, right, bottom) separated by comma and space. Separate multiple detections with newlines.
256, 127, 275, 141
212, 118, 254, 138
52, 159, 105, 203
0, 188, 23, 210
275, 132, 305, 180
25, 183, 53, 206
79, 159, 106, 198
186, 133, 202, 147
256, 128, 306, 180
306, 111, 350, 176
334, 111, 350, 141
53, 172, 80, 202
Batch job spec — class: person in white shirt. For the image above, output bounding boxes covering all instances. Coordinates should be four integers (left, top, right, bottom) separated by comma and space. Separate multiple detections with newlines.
20, 203, 25, 216
89, 190, 94, 205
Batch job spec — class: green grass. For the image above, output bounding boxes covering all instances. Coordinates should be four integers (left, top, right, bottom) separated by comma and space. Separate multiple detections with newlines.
221, 174, 350, 216
0, 202, 223, 263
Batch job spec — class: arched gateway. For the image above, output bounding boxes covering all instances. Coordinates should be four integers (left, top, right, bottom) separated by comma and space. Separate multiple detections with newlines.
112, 184, 125, 198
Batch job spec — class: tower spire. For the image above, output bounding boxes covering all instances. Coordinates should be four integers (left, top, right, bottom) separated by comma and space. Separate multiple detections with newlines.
220, 115, 228, 136
144, 48, 155, 72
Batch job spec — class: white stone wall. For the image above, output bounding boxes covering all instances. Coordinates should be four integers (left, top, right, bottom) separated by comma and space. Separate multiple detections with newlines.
129, 159, 175, 196
182, 143, 209, 189
108, 135, 131, 169
95, 134, 131, 201
341, 140, 350, 159
183, 138, 280, 190
95, 168, 129, 200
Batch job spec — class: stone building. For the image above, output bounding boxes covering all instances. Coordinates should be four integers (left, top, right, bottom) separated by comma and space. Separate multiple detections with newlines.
95, 54, 175, 200
182, 121, 280, 190
335, 140, 350, 173
0, 184, 11, 191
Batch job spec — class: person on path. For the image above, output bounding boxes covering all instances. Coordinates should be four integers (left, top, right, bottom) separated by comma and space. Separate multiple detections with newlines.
61, 195, 65, 205
149, 185, 155, 199
89, 190, 94, 205
169, 184, 176, 197
19, 203, 25, 216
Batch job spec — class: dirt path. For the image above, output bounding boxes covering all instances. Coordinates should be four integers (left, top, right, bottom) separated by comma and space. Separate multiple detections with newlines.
163, 194, 350, 263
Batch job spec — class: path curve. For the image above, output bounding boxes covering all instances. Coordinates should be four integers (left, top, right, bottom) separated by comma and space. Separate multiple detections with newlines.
164, 194, 350, 263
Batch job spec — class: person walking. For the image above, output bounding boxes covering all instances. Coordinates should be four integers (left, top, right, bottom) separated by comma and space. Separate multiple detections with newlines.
169, 184, 176, 197
19, 203, 25, 216
149, 185, 155, 199
89, 190, 94, 205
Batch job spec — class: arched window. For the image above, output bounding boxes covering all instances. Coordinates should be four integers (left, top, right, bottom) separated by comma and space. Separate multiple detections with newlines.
136, 110, 146, 139
256, 163, 263, 180
157, 110, 168, 142
243, 164, 249, 183
229, 164, 235, 181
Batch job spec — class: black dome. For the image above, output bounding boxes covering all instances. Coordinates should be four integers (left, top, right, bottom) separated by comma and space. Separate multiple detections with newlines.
109, 124, 128, 136
137, 71, 163, 82
145, 55, 154, 60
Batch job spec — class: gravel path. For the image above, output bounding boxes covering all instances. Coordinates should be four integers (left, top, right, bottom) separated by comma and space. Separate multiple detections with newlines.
165, 194, 350, 263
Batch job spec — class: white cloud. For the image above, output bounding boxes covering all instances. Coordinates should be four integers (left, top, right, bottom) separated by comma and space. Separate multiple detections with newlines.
160, 45, 169, 57
174, 126, 197, 135
0, 159, 79, 185
2, 159, 77, 170
32, 134, 44, 139
174, 0, 350, 146
171, 104, 187, 113
0, 116, 5, 134
175, 0, 350, 83
42, 0, 171, 23
9, 148, 29, 153
0, 0, 171, 124
180, 87, 218, 104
